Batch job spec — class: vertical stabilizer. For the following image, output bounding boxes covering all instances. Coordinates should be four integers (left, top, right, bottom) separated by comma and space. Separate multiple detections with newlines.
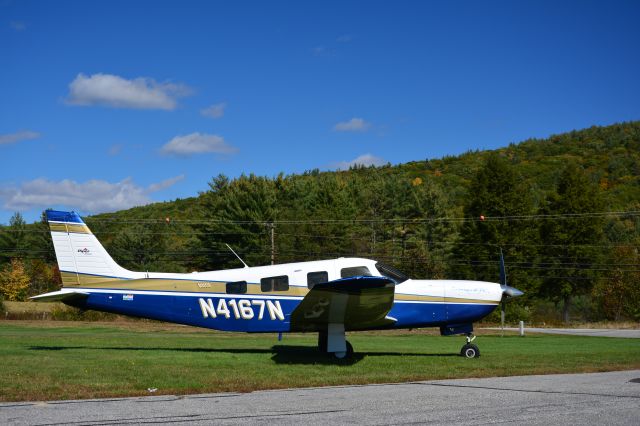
46, 210, 138, 286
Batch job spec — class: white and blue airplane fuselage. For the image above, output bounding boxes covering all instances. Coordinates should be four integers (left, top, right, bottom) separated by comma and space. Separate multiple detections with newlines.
34, 210, 522, 359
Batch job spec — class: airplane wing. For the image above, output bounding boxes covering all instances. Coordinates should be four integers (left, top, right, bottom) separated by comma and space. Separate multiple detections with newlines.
30, 289, 90, 303
290, 276, 396, 332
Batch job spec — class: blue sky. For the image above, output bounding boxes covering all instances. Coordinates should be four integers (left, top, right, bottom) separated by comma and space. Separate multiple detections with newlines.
1, 0, 639, 224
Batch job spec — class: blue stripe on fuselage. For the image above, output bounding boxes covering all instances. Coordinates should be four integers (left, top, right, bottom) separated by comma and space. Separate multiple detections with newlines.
76, 292, 295, 332
388, 301, 497, 328
71, 291, 498, 332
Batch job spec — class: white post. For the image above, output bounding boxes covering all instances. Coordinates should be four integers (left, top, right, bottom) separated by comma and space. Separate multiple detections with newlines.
519, 320, 525, 337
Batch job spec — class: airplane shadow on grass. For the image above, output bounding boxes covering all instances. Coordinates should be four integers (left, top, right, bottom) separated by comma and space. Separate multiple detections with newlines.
29, 345, 459, 365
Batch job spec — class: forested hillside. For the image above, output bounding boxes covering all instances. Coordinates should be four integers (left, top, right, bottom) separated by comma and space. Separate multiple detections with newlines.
2, 121, 639, 323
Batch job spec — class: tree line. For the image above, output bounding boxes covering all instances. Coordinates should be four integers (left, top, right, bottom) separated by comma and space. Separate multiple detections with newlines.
1, 122, 639, 323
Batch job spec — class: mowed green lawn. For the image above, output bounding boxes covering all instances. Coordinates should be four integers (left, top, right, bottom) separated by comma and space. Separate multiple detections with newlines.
1, 321, 639, 402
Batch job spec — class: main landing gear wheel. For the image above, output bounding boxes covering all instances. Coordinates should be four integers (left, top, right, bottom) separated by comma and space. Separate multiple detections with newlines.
460, 333, 480, 358
331, 340, 354, 360
461, 343, 480, 358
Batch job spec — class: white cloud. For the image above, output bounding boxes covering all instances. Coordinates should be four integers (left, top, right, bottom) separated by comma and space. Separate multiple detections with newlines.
332, 153, 386, 170
333, 117, 371, 132
66, 73, 192, 110
147, 175, 185, 192
0, 130, 40, 146
160, 132, 237, 156
201, 102, 226, 119
0, 176, 184, 214
336, 34, 352, 43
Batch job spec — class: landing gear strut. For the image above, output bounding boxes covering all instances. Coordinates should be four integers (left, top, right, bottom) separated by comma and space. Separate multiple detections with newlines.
318, 325, 354, 360
318, 330, 327, 353
460, 333, 480, 358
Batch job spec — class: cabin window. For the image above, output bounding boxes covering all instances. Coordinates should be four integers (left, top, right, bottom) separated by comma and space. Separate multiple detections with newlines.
226, 281, 247, 294
261, 275, 289, 292
307, 271, 328, 289
340, 266, 372, 278
375, 262, 409, 284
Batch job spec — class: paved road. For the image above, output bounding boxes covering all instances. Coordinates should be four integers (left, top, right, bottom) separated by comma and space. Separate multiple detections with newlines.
486, 327, 640, 338
2, 370, 639, 425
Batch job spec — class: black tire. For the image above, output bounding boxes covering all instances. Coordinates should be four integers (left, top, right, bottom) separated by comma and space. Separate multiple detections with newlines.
461, 343, 480, 358
331, 340, 354, 360
346, 340, 353, 356
318, 331, 328, 353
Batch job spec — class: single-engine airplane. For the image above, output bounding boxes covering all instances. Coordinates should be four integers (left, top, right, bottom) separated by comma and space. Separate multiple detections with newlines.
33, 210, 523, 359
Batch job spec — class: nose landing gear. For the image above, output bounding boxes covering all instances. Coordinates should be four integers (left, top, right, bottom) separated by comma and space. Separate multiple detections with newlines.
460, 333, 480, 358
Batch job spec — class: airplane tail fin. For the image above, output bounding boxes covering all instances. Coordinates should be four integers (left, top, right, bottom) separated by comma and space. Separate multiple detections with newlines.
46, 210, 138, 287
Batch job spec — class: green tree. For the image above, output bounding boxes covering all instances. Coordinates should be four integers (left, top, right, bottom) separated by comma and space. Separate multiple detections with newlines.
0, 213, 28, 265
592, 245, 640, 321
538, 163, 605, 323
30, 211, 56, 263
452, 154, 536, 291
108, 224, 179, 272
25, 259, 61, 296
279, 171, 360, 262
198, 174, 279, 269
367, 173, 455, 279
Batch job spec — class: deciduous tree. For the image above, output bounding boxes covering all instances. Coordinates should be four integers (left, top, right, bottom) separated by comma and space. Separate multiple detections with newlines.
0, 259, 31, 301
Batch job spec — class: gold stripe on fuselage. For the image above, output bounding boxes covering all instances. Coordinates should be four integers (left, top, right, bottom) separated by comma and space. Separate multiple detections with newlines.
60, 272, 309, 297
60, 272, 497, 304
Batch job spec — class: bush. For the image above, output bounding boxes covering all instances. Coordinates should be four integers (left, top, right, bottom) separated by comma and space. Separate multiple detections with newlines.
0, 295, 6, 316
480, 300, 533, 325
50, 304, 119, 321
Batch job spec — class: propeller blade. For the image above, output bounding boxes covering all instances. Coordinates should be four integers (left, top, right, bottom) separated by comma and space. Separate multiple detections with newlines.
499, 249, 524, 297
498, 250, 523, 334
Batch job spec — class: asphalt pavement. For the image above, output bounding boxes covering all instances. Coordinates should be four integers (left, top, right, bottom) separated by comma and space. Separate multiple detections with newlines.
485, 327, 640, 338
1, 370, 639, 425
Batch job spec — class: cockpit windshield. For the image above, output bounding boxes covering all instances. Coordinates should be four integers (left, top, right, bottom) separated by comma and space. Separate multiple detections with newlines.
375, 262, 409, 284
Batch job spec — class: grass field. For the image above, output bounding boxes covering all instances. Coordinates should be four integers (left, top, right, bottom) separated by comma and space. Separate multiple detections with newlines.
1, 321, 639, 402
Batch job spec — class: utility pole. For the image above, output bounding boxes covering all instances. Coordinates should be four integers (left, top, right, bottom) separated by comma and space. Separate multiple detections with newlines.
269, 222, 275, 265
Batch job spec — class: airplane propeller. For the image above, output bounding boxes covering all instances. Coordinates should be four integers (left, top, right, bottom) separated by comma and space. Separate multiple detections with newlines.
499, 248, 524, 333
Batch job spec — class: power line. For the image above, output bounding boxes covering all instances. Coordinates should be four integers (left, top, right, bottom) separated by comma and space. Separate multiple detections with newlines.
81, 210, 640, 225
3, 245, 639, 265
2, 229, 637, 252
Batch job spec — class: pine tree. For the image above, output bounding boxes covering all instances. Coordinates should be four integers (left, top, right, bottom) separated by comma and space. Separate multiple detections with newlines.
452, 153, 536, 292
0, 213, 28, 266
198, 174, 279, 269
538, 163, 604, 323
108, 224, 177, 272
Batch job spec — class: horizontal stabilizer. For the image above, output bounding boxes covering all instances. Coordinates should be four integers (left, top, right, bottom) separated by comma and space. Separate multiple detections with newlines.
290, 276, 396, 331
30, 290, 89, 303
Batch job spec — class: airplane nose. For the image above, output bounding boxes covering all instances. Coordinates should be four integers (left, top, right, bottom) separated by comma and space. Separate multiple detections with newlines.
502, 286, 524, 297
